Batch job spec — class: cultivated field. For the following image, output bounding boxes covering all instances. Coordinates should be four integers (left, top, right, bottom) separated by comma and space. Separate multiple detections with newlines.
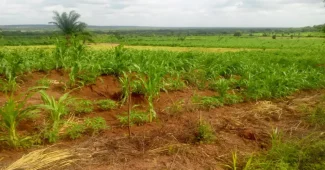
0, 35, 325, 169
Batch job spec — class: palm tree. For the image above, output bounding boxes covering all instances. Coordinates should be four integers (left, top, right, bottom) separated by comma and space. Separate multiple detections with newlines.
49, 11, 87, 42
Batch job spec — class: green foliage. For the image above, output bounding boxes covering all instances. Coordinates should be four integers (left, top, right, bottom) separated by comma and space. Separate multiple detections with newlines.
117, 111, 149, 126
0, 76, 18, 93
38, 90, 72, 143
0, 95, 39, 148
272, 35, 277, 39
192, 95, 224, 110
49, 11, 87, 36
306, 105, 325, 127
164, 99, 185, 116
209, 78, 232, 97
66, 117, 108, 139
73, 99, 93, 115
223, 94, 244, 105
138, 64, 165, 122
234, 31, 242, 37
196, 120, 216, 144
163, 74, 186, 91
84, 117, 108, 134
245, 131, 325, 170
65, 122, 86, 140
96, 99, 117, 111
37, 78, 51, 88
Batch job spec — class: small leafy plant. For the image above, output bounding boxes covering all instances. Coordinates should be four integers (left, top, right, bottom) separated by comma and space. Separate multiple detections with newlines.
73, 99, 93, 115
0, 76, 18, 93
65, 122, 86, 140
38, 90, 73, 143
96, 99, 117, 111
192, 95, 223, 110
164, 99, 185, 116
0, 95, 39, 148
117, 111, 149, 126
84, 117, 108, 134
196, 120, 216, 144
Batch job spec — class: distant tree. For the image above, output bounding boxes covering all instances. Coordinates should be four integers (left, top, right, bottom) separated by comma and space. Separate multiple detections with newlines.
49, 11, 87, 42
272, 35, 276, 39
234, 31, 242, 37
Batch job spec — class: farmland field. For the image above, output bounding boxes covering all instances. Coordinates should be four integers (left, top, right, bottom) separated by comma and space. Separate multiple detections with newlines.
1, 34, 325, 169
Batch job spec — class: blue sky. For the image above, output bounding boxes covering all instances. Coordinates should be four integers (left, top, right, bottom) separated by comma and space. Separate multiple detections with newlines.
0, 0, 324, 27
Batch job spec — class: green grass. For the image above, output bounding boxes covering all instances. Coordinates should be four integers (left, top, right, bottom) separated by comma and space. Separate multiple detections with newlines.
244, 131, 325, 170
104, 35, 325, 49
0, 35, 325, 153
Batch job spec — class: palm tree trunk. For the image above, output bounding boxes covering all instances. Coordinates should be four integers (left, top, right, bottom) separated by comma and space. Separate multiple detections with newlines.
65, 34, 71, 46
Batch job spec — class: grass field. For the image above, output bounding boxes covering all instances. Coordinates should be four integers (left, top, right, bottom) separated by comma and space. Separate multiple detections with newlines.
104, 35, 325, 49
0, 35, 325, 169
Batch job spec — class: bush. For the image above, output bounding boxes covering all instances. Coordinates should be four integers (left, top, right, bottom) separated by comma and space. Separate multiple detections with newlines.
84, 117, 108, 134
96, 99, 117, 111
196, 121, 216, 144
117, 111, 149, 126
234, 31, 242, 37
272, 35, 276, 39
192, 96, 224, 110
66, 122, 86, 139
73, 99, 93, 115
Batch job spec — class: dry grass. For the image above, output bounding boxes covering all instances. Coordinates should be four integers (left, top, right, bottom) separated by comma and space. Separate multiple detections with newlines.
4, 147, 78, 170
251, 101, 283, 121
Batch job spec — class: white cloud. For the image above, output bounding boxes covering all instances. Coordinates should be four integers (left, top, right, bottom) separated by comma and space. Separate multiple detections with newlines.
0, 0, 324, 27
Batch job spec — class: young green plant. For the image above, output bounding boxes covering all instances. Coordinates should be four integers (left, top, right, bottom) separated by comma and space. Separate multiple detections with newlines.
38, 90, 73, 143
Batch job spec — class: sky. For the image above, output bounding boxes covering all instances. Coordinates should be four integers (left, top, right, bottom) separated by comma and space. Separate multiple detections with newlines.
0, 0, 324, 27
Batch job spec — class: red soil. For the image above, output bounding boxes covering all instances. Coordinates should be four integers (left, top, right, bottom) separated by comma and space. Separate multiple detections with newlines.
0, 71, 323, 169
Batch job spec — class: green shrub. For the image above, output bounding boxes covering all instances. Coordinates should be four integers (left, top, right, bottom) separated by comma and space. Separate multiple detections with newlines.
192, 96, 223, 110
38, 90, 73, 143
196, 121, 216, 144
272, 35, 277, 39
234, 31, 242, 37
117, 111, 149, 126
84, 117, 108, 134
96, 99, 117, 111
73, 99, 93, 115
65, 122, 86, 140
224, 94, 243, 105
0, 95, 39, 148
0, 76, 18, 93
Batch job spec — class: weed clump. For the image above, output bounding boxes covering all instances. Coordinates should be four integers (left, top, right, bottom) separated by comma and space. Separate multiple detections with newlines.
244, 130, 325, 170
73, 99, 93, 115
117, 111, 149, 126
96, 99, 117, 111
195, 120, 216, 144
